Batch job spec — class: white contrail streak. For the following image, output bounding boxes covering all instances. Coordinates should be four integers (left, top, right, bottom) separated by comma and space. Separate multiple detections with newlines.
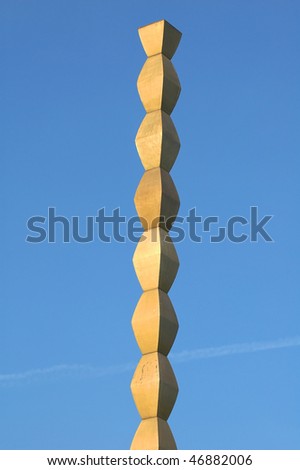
0, 363, 135, 387
0, 336, 299, 387
170, 335, 300, 362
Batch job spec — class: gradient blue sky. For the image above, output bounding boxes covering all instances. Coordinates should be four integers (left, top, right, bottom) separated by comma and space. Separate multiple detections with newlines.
1, 1, 300, 450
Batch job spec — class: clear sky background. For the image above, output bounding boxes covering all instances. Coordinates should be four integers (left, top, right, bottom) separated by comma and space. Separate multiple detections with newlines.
1, 0, 300, 450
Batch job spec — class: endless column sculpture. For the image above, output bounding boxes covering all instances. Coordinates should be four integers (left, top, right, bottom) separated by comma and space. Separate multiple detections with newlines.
131, 20, 182, 450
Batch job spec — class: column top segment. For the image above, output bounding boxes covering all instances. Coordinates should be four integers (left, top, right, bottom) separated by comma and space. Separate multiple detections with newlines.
138, 19, 182, 59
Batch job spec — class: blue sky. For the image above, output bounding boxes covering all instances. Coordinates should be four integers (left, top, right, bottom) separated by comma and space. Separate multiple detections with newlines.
1, 0, 300, 450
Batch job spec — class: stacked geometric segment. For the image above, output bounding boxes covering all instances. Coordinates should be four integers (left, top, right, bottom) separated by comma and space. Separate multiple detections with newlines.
131, 20, 182, 450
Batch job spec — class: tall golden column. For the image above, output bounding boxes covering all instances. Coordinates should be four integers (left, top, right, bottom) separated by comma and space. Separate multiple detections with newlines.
131, 20, 182, 450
